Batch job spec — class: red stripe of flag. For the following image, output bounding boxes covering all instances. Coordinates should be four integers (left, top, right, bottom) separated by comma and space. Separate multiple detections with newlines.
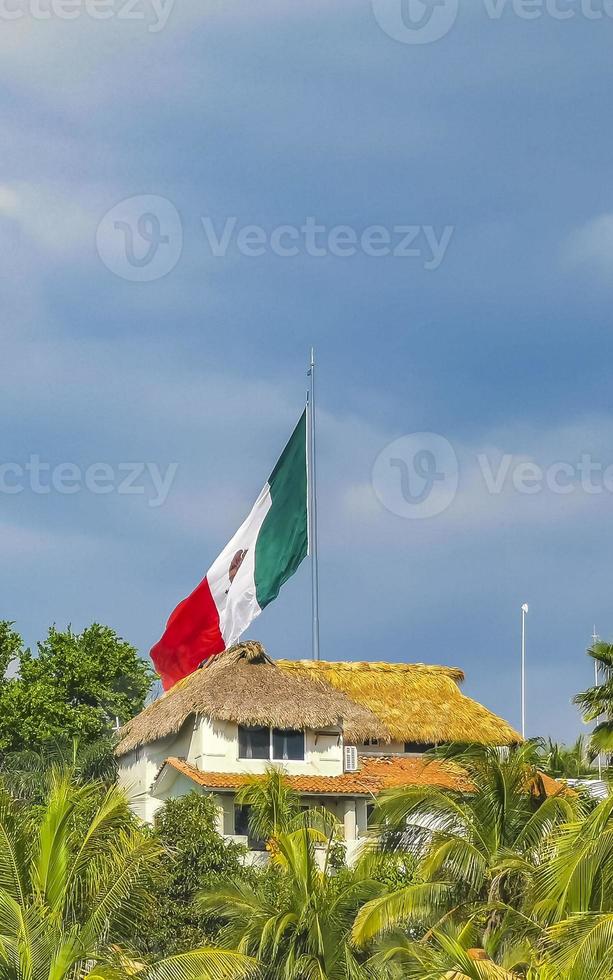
150, 576, 225, 690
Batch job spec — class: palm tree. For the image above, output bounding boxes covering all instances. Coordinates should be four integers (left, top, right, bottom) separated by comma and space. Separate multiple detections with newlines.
354, 747, 613, 978
0, 769, 257, 980
536, 738, 594, 780
352, 744, 579, 950
574, 639, 613, 759
234, 766, 343, 865
370, 925, 519, 979
466, 793, 613, 978
201, 825, 383, 980
234, 764, 301, 843
519, 793, 613, 977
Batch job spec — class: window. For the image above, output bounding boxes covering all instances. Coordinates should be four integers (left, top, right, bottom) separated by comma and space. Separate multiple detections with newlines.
238, 725, 270, 759
234, 803, 251, 836
272, 728, 304, 761
404, 741, 435, 754
234, 804, 266, 850
363, 738, 379, 747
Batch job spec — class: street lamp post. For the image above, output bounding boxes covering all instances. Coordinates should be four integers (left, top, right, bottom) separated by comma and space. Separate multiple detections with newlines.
521, 603, 529, 739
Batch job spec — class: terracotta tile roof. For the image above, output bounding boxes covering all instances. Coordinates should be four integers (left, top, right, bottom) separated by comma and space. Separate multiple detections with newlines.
534, 771, 574, 798
161, 755, 474, 796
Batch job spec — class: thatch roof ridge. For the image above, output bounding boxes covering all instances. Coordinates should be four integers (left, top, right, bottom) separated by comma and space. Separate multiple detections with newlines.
279, 659, 465, 683
115, 641, 387, 757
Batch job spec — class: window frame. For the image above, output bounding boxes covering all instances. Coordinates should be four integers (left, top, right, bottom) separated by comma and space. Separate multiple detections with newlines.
238, 724, 271, 760
237, 724, 306, 762
272, 727, 305, 761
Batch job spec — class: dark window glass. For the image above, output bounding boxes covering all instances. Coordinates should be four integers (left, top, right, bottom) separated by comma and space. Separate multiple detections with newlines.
366, 804, 375, 826
272, 728, 304, 761
234, 804, 266, 850
403, 741, 435, 754
234, 804, 251, 836
238, 725, 270, 759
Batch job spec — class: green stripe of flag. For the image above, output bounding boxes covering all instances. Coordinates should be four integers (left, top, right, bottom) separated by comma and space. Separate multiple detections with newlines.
254, 410, 308, 609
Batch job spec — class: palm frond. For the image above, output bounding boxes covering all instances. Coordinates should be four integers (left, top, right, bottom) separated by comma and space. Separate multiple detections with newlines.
352, 882, 454, 946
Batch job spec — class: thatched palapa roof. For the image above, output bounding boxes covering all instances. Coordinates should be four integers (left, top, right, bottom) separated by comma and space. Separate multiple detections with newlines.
115, 641, 386, 756
277, 660, 521, 746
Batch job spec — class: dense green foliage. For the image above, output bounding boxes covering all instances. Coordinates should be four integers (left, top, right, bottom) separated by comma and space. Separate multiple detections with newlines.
536, 736, 595, 780
202, 824, 384, 980
0, 736, 118, 801
351, 746, 613, 979
0, 622, 153, 752
0, 769, 257, 980
4, 751, 611, 980
142, 792, 252, 955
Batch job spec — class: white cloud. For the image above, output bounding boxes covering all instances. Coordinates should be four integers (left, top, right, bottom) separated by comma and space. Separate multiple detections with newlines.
0, 180, 103, 256
563, 212, 613, 279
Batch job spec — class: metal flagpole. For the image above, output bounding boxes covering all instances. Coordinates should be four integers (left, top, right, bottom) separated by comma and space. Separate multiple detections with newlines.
521, 603, 529, 738
308, 348, 320, 660
593, 626, 602, 780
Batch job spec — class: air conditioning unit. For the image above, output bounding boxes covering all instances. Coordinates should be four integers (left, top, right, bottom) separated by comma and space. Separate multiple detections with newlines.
344, 744, 359, 772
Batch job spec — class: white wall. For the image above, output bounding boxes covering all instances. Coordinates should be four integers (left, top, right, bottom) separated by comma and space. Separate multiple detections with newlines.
190, 716, 344, 777
117, 721, 195, 822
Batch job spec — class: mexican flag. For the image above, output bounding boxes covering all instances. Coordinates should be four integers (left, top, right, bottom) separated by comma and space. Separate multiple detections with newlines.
151, 411, 309, 689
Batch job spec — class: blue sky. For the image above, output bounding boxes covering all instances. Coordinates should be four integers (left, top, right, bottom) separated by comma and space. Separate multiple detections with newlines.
1, 0, 612, 740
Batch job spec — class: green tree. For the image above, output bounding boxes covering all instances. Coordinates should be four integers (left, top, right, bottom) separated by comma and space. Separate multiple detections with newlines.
142, 792, 252, 955
0, 771, 257, 980
0, 621, 22, 676
0, 737, 118, 802
370, 924, 518, 979
201, 825, 383, 980
0, 623, 25, 751
574, 639, 613, 759
0, 622, 154, 751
